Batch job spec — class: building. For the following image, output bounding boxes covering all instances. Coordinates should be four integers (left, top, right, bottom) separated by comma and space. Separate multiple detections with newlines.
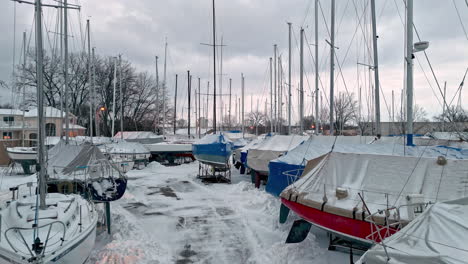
360, 121, 468, 136
0, 107, 86, 147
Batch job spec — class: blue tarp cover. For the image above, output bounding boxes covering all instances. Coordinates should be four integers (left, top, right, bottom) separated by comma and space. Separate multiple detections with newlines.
192, 134, 232, 159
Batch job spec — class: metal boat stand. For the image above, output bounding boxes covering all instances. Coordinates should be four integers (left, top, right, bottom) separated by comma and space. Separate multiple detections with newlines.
327, 233, 369, 263
197, 162, 231, 184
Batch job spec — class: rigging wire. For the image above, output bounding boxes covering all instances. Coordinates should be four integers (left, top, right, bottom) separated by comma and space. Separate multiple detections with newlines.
452, 0, 468, 41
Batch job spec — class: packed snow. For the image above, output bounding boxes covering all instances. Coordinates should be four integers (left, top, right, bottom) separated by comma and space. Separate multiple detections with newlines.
84, 161, 355, 263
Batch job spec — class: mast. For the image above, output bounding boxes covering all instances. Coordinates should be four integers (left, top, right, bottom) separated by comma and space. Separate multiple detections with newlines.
195, 78, 198, 137
406, 0, 414, 146
278, 56, 282, 134
299, 28, 304, 134
112, 57, 116, 137
273, 44, 277, 133
22, 31, 26, 147
92, 48, 98, 136
442, 82, 446, 132
64, 0, 69, 143
59, 0, 64, 140
188, 71, 191, 138
370, 0, 381, 135
315, 0, 319, 135
119, 55, 123, 139
174, 74, 178, 134
163, 40, 167, 137
198, 78, 201, 137
229, 78, 232, 130
241, 73, 245, 137
329, 0, 335, 136
212, 0, 217, 133
35, 0, 47, 209
392, 89, 395, 134
219, 37, 223, 131
87, 19, 93, 143
155, 56, 159, 133
206, 81, 209, 128
287, 22, 292, 135
269, 57, 273, 133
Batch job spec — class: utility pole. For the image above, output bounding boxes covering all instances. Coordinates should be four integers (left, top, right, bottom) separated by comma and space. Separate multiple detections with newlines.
174, 74, 178, 134
370, 0, 381, 135
87, 19, 93, 143
163, 40, 168, 137
287, 22, 292, 135
315, 0, 320, 135
188, 71, 191, 139
300, 28, 304, 134
329, 0, 336, 136
241, 73, 245, 137
119, 54, 123, 139
273, 44, 277, 133
269, 57, 273, 133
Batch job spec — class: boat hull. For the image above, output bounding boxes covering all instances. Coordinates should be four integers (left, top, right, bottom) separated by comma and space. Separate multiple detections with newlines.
193, 153, 230, 167
89, 177, 128, 202
0, 194, 98, 264
6, 148, 37, 174
281, 198, 396, 245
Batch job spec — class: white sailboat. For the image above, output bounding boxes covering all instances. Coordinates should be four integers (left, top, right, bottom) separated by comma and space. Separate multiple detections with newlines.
0, 1, 98, 263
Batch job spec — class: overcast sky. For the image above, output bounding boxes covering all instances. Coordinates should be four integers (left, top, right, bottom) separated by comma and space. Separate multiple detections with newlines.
1, 0, 467, 123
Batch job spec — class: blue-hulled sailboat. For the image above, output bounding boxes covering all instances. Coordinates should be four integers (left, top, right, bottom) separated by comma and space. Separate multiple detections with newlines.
192, 133, 232, 168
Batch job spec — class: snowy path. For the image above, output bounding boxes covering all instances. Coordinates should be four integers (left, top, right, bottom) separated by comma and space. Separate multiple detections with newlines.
86, 162, 354, 263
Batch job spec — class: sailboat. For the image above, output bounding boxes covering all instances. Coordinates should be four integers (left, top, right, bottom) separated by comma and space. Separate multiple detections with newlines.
278, 0, 457, 248
6, 30, 37, 174
46, 16, 127, 202
0, 1, 97, 263
192, 0, 234, 182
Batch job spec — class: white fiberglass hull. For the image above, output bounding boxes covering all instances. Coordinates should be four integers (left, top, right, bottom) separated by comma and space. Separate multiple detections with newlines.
6, 148, 37, 162
0, 224, 96, 264
0, 193, 98, 264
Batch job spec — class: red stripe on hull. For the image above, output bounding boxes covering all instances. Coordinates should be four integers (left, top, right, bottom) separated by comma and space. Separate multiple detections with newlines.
281, 198, 397, 243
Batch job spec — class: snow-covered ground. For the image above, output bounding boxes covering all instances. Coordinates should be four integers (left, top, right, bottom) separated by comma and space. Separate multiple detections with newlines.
86, 162, 356, 264
0, 162, 356, 263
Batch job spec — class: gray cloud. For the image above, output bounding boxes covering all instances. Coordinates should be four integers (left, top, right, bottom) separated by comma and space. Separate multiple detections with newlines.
1, 0, 467, 122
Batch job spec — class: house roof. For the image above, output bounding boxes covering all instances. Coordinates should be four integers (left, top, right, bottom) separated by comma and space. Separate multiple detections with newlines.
25, 107, 75, 118
63, 123, 86, 130
0, 109, 24, 116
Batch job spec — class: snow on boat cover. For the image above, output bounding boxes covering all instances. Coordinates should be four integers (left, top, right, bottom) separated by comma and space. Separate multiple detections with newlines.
192, 134, 233, 167
246, 135, 308, 174
358, 197, 468, 264
267, 136, 468, 196
280, 151, 468, 243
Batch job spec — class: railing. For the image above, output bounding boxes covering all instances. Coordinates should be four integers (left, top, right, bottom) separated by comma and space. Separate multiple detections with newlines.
364, 202, 431, 243
0, 121, 33, 129
5, 221, 66, 260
